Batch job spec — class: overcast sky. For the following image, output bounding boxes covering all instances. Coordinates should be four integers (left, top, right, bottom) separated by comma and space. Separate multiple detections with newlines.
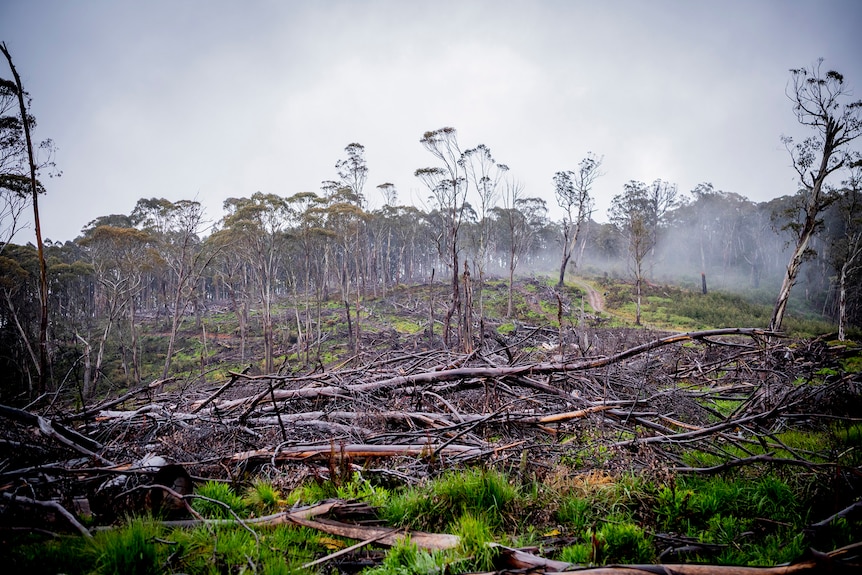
1, 0, 861, 243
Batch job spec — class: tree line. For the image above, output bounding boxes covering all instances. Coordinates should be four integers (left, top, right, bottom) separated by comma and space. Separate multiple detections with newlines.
1, 47, 860, 401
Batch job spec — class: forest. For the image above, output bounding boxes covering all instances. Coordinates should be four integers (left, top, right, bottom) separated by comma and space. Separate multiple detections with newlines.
2, 43, 862, 573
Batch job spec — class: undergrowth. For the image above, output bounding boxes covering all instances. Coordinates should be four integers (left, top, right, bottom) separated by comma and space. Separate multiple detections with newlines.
5, 457, 861, 573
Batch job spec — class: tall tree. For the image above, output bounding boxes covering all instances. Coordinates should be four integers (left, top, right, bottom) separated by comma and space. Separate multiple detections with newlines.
336, 143, 369, 207
78, 224, 152, 393
416, 127, 468, 349
495, 180, 547, 317
554, 153, 603, 286
644, 178, 679, 275
1, 42, 56, 392
133, 198, 214, 378
609, 181, 653, 325
0, 74, 29, 251
221, 193, 290, 373
461, 144, 507, 343
829, 161, 862, 340
770, 60, 862, 331
374, 183, 398, 295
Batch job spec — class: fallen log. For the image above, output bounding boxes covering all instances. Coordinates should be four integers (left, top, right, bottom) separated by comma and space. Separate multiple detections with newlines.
1, 492, 93, 538
0, 403, 112, 465
201, 328, 775, 413
64, 377, 176, 421
225, 442, 488, 464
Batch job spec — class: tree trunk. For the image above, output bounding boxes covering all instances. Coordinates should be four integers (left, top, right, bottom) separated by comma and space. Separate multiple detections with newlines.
262, 284, 274, 373
769, 233, 810, 331
428, 268, 435, 342
75, 333, 92, 399
344, 298, 354, 353
1, 43, 50, 393
128, 291, 140, 384
838, 263, 848, 341
94, 321, 111, 394
557, 252, 570, 287
462, 261, 473, 353
162, 285, 185, 379
507, 255, 515, 319
5, 289, 40, 378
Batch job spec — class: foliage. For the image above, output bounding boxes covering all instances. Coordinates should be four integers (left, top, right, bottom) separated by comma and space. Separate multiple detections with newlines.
191, 481, 247, 519
244, 478, 285, 515
91, 517, 164, 575
382, 467, 517, 531
363, 539, 443, 575
452, 513, 498, 572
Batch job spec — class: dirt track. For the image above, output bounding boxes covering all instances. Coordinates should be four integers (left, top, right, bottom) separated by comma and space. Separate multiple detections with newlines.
571, 278, 605, 313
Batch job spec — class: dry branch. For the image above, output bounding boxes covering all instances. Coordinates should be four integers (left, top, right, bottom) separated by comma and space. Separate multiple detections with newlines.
2, 492, 93, 538
225, 443, 487, 464
0, 403, 112, 465
65, 377, 175, 421
200, 328, 774, 415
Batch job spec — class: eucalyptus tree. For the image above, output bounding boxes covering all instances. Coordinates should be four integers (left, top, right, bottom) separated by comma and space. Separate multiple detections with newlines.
78, 224, 153, 391
207, 226, 252, 361
416, 127, 469, 349
333, 143, 372, 346
494, 178, 547, 317
0, 78, 28, 251
132, 198, 215, 378
221, 193, 291, 373
554, 153, 603, 286
373, 183, 398, 295
770, 60, 862, 331
0, 243, 40, 394
284, 190, 331, 360
390, 204, 431, 285
682, 185, 765, 290
1, 42, 58, 392
320, 180, 368, 353
828, 162, 862, 340
609, 181, 653, 325
460, 144, 507, 339
644, 178, 679, 274
336, 143, 369, 207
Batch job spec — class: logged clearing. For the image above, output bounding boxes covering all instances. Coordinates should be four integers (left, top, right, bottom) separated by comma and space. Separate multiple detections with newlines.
2, 279, 861, 572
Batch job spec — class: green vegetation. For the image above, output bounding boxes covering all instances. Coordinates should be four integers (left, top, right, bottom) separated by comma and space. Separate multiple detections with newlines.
191, 480, 247, 519
594, 280, 839, 336
5, 460, 861, 572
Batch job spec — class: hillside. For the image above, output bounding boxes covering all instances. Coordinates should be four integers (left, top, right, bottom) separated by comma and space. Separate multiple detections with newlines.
2, 276, 861, 572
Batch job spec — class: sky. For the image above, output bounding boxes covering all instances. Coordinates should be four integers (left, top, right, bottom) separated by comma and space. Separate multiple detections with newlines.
1, 0, 861, 243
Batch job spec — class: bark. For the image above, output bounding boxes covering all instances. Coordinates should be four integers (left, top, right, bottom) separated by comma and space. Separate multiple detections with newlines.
838, 263, 848, 341
4, 288, 40, 378
74, 333, 92, 398
1, 43, 49, 392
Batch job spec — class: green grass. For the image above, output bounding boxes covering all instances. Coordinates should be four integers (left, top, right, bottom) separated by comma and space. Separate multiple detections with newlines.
453, 513, 498, 571
4, 461, 860, 572
92, 517, 164, 575
363, 539, 444, 575
191, 481, 247, 519
597, 280, 838, 336
244, 478, 285, 515
382, 468, 517, 532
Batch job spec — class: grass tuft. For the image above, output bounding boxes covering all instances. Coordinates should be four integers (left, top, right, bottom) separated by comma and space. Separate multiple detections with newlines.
191, 481, 247, 519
